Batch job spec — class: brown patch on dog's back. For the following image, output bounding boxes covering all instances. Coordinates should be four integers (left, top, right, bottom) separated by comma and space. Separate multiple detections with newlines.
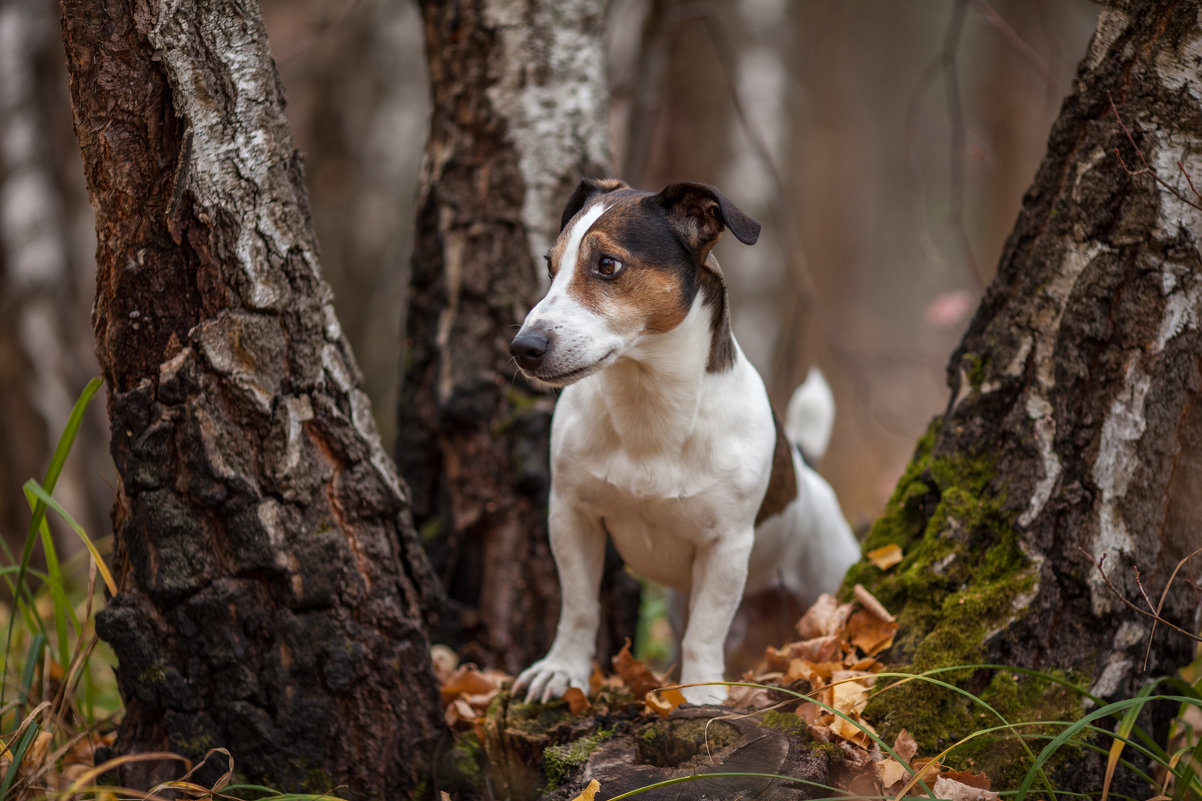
755, 411, 798, 526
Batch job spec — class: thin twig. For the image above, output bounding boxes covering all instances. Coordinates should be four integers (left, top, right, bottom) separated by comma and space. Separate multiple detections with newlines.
1108, 91, 1202, 213
1080, 547, 1202, 645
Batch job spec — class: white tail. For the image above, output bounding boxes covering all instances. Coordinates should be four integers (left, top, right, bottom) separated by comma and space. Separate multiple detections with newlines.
784, 367, 836, 464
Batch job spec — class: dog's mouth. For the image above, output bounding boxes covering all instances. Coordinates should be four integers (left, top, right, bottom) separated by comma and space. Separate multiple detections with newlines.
524, 349, 617, 388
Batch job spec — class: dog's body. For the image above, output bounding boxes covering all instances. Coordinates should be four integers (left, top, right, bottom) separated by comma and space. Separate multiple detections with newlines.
510, 179, 860, 705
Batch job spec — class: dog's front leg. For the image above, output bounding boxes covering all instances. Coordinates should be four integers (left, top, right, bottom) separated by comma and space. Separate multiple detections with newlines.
513, 494, 605, 704
678, 534, 753, 705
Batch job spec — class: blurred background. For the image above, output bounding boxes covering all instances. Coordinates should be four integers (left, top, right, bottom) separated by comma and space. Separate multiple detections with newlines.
0, 0, 1099, 556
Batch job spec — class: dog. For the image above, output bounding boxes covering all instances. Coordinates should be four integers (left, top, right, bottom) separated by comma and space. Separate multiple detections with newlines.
509, 179, 861, 705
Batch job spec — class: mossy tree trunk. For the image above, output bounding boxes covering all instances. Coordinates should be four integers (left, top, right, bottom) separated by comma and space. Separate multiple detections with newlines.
400, 0, 640, 673
60, 0, 445, 797
848, 0, 1202, 791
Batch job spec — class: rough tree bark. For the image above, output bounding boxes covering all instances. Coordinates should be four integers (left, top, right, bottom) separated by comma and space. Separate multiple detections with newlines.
59, 0, 444, 797
400, 0, 640, 673
849, 0, 1202, 791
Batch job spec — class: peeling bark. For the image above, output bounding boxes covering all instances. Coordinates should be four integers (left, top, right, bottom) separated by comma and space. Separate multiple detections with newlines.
400, 0, 640, 673
59, 0, 444, 797
851, 0, 1202, 792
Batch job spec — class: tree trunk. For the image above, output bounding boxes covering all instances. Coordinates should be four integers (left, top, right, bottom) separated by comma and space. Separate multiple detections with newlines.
59, 0, 445, 797
848, 0, 1202, 791
400, 0, 640, 674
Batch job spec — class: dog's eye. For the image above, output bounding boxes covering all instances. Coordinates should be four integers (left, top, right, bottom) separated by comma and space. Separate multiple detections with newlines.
596, 256, 624, 278
544, 252, 553, 280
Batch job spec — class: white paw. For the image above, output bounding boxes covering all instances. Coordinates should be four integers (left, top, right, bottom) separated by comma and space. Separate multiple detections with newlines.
513, 656, 590, 704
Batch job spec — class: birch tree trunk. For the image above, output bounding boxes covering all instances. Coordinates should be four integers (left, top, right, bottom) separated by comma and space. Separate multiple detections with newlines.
849, 0, 1202, 790
400, 0, 640, 673
59, 0, 444, 796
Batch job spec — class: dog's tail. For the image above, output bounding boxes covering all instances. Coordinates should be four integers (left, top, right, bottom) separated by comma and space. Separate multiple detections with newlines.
784, 367, 836, 464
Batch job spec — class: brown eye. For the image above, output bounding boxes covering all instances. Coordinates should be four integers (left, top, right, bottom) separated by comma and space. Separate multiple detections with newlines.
596, 256, 624, 278
544, 252, 553, 280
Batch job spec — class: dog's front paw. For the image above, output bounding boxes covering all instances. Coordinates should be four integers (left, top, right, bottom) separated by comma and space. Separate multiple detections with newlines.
513, 656, 590, 705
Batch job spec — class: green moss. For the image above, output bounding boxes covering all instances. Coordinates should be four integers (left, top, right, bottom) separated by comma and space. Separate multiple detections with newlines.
759, 709, 809, 738
442, 732, 486, 788
962, 353, 990, 393
138, 661, 169, 684
418, 515, 443, 542
543, 728, 614, 789
841, 416, 1084, 786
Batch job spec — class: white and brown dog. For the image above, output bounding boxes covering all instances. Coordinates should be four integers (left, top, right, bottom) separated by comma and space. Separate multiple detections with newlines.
509, 179, 861, 705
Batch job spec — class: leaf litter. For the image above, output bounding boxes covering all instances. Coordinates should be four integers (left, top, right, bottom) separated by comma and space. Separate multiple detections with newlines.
434, 581, 1000, 799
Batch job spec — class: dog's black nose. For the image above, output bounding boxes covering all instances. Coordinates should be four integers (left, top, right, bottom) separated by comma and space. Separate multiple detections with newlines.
510, 331, 550, 371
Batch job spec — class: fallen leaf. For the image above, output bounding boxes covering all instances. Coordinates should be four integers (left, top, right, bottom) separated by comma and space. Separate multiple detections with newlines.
430, 644, 458, 682
867, 543, 903, 570
941, 769, 991, 790
645, 688, 685, 717
613, 639, 664, 699
844, 610, 899, 656
796, 594, 853, 639
789, 634, 843, 663
932, 775, 1000, 801
875, 757, 910, 790
853, 584, 895, 622
564, 687, 590, 716
571, 779, 601, 801
893, 728, 918, 763
440, 665, 501, 702
589, 662, 604, 695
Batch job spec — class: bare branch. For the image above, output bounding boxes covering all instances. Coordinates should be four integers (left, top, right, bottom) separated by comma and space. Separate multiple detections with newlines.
1079, 547, 1202, 646
1109, 91, 1202, 213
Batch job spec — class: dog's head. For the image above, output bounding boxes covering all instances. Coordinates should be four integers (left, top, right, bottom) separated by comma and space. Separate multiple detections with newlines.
510, 179, 760, 387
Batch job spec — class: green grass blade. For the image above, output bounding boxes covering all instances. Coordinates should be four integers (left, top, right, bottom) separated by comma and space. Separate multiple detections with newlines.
0, 378, 103, 704
16, 632, 46, 715
1015, 694, 1200, 801
0, 722, 39, 801
27, 486, 75, 670
23, 480, 117, 597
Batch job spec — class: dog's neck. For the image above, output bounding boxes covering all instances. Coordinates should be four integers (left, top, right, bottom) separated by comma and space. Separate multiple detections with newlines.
590, 262, 737, 454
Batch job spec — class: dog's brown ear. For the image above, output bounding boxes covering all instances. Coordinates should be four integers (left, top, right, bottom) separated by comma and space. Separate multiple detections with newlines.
655, 183, 761, 260
560, 177, 627, 232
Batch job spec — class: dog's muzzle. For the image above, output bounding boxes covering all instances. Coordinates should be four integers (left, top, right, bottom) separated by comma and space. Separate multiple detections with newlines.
510, 330, 550, 373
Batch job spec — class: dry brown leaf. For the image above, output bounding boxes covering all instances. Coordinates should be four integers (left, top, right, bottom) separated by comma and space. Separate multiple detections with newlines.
762, 644, 793, 673
440, 665, 501, 703
572, 779, 601, 801
875, 757, 910, 790
893, 728, 918, 763
589, 661, 605, 695
867, 543, 904, 570
844, 610, 899, 656
941, 769, 991, 790
645, 688, 685, 717
725, 682, 780, 709
932, 775, 1000, 801
564, 687, 590, 716
796, 593, 853, 639
853, 583, 896, 622
613, 639, 664, 698
789, 634, 843, 663
430, 644, 459, 683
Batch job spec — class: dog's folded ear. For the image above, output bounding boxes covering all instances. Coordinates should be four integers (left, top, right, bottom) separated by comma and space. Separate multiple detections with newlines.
655, 183, 761, 260
560, 177, 627, 232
